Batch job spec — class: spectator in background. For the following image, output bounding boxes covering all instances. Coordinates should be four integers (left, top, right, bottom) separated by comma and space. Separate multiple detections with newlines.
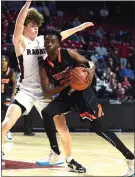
2, 33, 6, 44
72, 17, 81, 27
95, 56, 107, 74
102, 67, 114, 80
119, 64, 135, 80
100, 5, 109, 17
95, 75, 104, 91
103, 78, 113, 93
108, 57, 113, 63
119, 42, 129, 67
116, 82, 125, 99
118, 87, 126, 99
95, 42, 107, 59
107, 59, 116, 73
7, 16, 15, 43
1, 55, 17, 141
57, 10, 64, 17
122, 76, 132, 91
104, 74, 110, 83
48, 1, 56, 16
95, 26, 105, 42
109, 30, 116, 41
111, 73, 117, 80
89, 9, 94, 21
3, 20, 8, 33
99, 5, 109, 23
113, 49, 120, 65
119, 30, 124, 41
115, 65, 121, 80
119, 64, 125, 78
126, 63, 135, 79
109, 77, 117, 90
68, 33, 81, 42
91, 51, 99, 63
127, 46, 135, 68
40, 2, 50, 24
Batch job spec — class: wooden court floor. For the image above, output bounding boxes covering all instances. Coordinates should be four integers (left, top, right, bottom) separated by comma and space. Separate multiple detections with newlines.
2, 132, 134, 176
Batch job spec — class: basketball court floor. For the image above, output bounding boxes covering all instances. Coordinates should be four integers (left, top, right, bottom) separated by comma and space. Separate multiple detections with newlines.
2, 132, 134, 176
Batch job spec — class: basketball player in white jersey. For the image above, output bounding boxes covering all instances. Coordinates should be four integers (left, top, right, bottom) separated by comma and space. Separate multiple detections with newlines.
2, 0, 94, 166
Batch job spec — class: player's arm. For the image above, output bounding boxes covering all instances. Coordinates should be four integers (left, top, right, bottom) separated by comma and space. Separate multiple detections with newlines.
12, 0, 32, 45
60, 22, 94, 41
39, 63, 68, 97
11, 71, 17, 100
67, 48, 96, 79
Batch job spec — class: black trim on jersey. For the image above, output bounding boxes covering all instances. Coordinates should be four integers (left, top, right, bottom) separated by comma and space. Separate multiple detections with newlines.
18, 55, 24, 82
38, 56, 44, 66
11, 99, 26, 114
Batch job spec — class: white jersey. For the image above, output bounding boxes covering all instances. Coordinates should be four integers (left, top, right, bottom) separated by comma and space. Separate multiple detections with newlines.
17, 35, 47, 89
14, 35, 48, 116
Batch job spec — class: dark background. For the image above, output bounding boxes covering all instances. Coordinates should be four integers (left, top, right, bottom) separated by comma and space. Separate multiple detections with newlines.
11, 102, 135, 132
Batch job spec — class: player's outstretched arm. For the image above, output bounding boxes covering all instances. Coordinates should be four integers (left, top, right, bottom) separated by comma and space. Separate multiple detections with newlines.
60, 22, 94, 41
67, 48, 95, 68
67, 48, 95, 80
12, 0, 32, 45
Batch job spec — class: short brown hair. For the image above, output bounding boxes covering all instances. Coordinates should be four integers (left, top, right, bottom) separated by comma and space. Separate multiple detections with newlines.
24, 8, 44, 27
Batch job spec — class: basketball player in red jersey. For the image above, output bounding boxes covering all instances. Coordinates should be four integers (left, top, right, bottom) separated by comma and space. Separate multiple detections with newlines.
36, 28, 134, 176
2, 0, 94, 166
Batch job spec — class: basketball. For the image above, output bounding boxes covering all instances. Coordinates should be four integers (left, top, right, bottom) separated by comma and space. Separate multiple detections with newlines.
69, 66, 92, 90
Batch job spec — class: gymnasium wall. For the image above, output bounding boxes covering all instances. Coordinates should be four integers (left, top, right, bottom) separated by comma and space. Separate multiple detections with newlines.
13, 103, 135, 132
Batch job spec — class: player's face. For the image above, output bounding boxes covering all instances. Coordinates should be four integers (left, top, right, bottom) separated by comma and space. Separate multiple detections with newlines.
45, 35, 59, 53
24, 22, 39, 39
1, 58, 8, 69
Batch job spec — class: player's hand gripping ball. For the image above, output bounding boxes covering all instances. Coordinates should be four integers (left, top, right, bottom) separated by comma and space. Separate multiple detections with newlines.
69, 66, 92, 90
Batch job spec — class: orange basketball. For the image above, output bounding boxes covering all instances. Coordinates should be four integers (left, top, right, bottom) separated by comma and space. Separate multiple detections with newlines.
69, 66, 92, 91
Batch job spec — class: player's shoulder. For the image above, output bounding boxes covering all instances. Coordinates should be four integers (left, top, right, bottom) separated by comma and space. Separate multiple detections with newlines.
61, 48, 69, 54
61, 48, 75, 58
63, 48, 77, 55
36, 35, 45, 47
36, 35, 44, 42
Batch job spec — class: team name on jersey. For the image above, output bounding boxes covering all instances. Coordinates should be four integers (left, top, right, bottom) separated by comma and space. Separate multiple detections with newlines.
52, 67, 70, 80
26, 48, 46, 55
1, 79, 10, 84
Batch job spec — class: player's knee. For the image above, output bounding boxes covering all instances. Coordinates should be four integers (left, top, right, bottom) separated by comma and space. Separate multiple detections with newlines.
7, 104, 21, 117
6, 110, 15, 119
54, 115, 68, 133
92, 119, 105, 132
2, 116, 15, 131
2, 105, 21, 128
2, 114, 17, 128
2, 117, 10, 127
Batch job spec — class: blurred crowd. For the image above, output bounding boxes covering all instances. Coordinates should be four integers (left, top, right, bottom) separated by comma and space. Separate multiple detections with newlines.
1, 1, 135, 102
